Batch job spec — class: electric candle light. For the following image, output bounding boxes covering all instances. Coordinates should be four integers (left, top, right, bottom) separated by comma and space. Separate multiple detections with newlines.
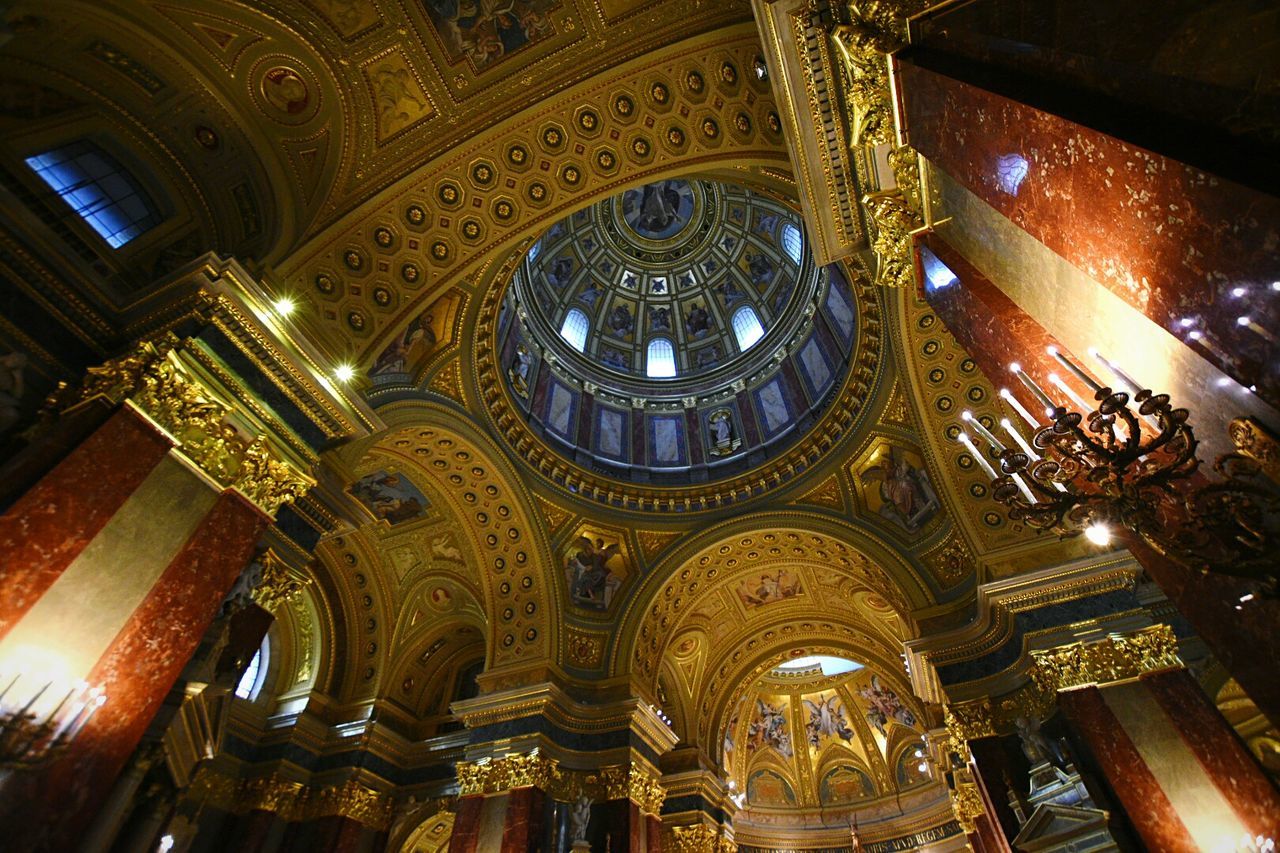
1047, 346, 1103, 394
957, 433, 998, 480
1010, 363, 1057, 412
1049, 373, 1092, 413
1000, 387, 1041, 430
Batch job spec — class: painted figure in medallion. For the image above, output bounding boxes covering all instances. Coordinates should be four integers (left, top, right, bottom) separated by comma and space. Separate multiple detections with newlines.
859, 445, 940, 532
565, 535, 624, 609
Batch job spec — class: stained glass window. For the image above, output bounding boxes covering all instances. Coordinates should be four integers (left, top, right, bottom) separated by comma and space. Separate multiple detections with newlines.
26, 141, 162, 248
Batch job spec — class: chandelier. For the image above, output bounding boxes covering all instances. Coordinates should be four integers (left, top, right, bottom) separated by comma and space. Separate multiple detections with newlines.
0, 654, 106, 770
954, 346, 1279, 594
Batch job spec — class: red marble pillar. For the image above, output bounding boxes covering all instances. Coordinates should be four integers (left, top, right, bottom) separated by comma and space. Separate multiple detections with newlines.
447, 795, 484, 853
309, 814, 368, 853
1056, 686, 1198, 852
965, 737, 1019, 847
0, 475, 269, 851
229, 808, 280, 853
500, 786, 546, 852
897, 57, 1280, 406
1142, 668, 1280, 838
921, 234, 1280, 726
0, 407, 172, 640
645, 811, 663, 852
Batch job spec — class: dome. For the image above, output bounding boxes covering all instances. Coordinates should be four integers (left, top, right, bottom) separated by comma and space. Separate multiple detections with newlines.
518, 179, 813, 389
495, 179, 863, 489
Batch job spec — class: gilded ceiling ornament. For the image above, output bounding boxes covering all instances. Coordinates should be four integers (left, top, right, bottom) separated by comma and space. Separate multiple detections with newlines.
791, 473, 846, 512
1029, 624, 1183, 692
565, 626, 606, 669
922, 529, 975, 588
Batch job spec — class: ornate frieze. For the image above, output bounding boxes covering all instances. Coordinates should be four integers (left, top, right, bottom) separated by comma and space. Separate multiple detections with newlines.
46, 336, 313, 517
1029, 624, 1183, 692
189, 768, 394, 830
667, 824, 736, 853
943, 675, 1056, 744
456, 750, 562, 796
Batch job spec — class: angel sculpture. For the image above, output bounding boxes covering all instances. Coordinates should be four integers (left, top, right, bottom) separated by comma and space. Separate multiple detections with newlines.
859, 446, 938, 531
566, 536, 622, 608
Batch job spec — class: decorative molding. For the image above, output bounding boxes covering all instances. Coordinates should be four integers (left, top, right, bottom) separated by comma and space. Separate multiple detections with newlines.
47, 336, 313, 516
1029, 623, 1183, 692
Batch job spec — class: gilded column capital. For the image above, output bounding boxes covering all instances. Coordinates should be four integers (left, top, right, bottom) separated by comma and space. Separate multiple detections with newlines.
1030, 624, 1182, 692
827, 1, 922, 148
249, 549, 311, 613
863, 189, 923, 289
948, 769, 986, 833
305, 779, 394, 831
1228, 416, 1280, 483
571, 761, 666, 815
943, 676, 1056, 744
241, 774, 306, 821
45, 336, 314, 517
457, 749, 562, 796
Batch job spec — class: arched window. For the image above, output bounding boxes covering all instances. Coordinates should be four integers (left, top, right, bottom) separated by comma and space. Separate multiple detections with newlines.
527, 239, 541, 263
732, 305, 765, 351
781, 223, 803, 264
560, 308, 589, 352
235, 638, 269, 701
647, 338, 676, 378
25, 141, 162, 248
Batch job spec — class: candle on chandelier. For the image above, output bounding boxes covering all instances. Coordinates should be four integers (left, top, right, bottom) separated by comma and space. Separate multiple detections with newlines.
961, 410, 1005, 452
1000, 388, 1041, 430
1087, 348, 1145, 396
1049, 373, 1092, 413
958, 433, 998, 480
1047, 346, 1103, 394
1001, 419, 1068, 493
1010, 363, 1057, 413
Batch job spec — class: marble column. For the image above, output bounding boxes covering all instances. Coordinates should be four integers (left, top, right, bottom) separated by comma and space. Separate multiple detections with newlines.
896, 56, 1280, 407
1057, 686, 1198, 852
964, 737, 1018, 850
919, 233, 1280, 726
1039, 629, 1280, 850
447, 787, 548, 853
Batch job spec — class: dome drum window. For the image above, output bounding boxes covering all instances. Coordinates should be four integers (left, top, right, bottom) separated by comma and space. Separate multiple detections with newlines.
25, 140, 163, 248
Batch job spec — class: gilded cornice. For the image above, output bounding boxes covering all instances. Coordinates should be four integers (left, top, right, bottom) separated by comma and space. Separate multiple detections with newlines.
903, 553, 1142, 703
450, 683, 680, 758
1029, 623, 1183, 692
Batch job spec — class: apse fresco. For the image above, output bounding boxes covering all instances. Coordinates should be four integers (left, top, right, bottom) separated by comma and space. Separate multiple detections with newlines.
747, 768, 797, 806
563, 532, 627, 610
857, 443, 941, 533
818, 765, 875, 805
349, 470, 430, 525
745, 697, 793, 757
857, 674, 917, 736
735, 569, 803, 609
420, 0, 561, 71
802, 692, 855, 748
369, 290, 462, 381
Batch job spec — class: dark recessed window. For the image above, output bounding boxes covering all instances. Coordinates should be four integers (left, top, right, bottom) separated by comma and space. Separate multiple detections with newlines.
25, 141, 162, 249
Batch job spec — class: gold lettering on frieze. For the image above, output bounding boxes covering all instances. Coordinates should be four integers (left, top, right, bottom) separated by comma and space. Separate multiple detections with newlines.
1030, 624, 1182, 692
